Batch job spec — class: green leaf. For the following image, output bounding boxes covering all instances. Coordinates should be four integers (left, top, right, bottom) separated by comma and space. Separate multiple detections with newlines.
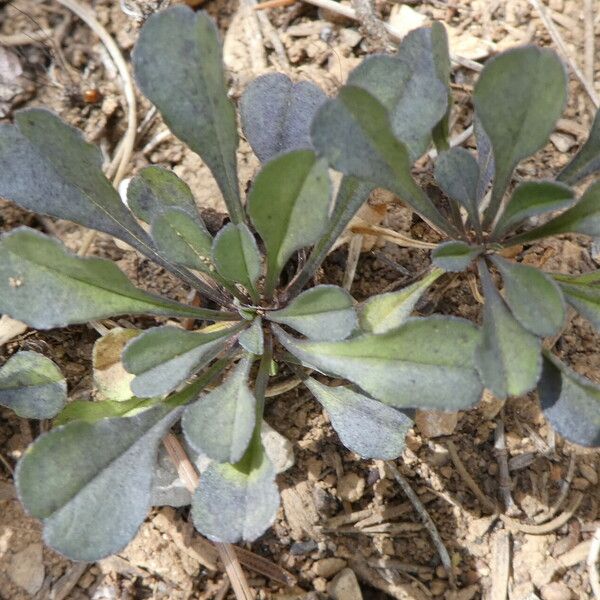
133, 7, 243, 223
93, 328, 140, 401
248, 150, 330, 294
509, 181, 600, 244
473, 46, 567, 225
359, 268, 443, 334
310, 86, 451, 234
16, 403, 183, 561
151, 208, 214, 273
305, 378, 412, 459
54, 398, 156, 426
0, 228, 230, 329
123, 324, 242, 398
212, 223, 261, 298
556, 277, 600, 329
476, 261, 541, 399
494, 181, 574, 236
266, 285, 356, 341
347, 25, 449, 160
432, 241, 483, 272
430, 22, 452, 150
288, 177, 374, 297
274, 317, 482, 411
182, 355, 255, 463
0, 109, 154, 257
491, 256, 565, 337
127, 166, 199, 224
0, 351, 66, 419
558, 108, 600, 185
554, 270, 600, 285
191, 438, 279, 543
238, 318, 264, 355
538, 352, 600, 447
434, 147, 480, 226
240, 73, 326, 162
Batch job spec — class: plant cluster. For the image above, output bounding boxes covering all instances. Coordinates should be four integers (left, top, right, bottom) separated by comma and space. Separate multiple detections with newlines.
0, 5, 599, 562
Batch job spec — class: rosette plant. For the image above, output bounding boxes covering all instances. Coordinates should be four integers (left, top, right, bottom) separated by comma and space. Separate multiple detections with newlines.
0, 8, 472, 560
305, 32, 600, 448
0, 5, 598, 564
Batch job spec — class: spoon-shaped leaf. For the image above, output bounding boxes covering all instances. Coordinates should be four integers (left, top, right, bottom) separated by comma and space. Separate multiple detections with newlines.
359, 268, 443, 334
508, 181, 600, 244
192, 438, 279, 543
266, 285, 356, 341
127, 166, 199, 224
305, 378, 412, 459
432, 241, 483, 272
240, 73, 326, 162
238, 317, 264, 355
212, 223, 261, 299
133, 6, 243, 223
434, 147, 480, 226
538, 352, 600, 447
491, 256, 565, 337
248, 150, 330, 295
123, 324, 242, 398
558, 108, 600, 185
476, 261, 541, 399
274, 317, 482, 411
0, 351, 66, 419
494, 181, 574, 236
15, 404, 183, 561
182, 355, 255, 463
0, 228, 229, 329
347, 24, 449, 160
151, 208, 213, 273
474, 46, 567, 225
0, 109, 154, 255
310, 86, 450, 234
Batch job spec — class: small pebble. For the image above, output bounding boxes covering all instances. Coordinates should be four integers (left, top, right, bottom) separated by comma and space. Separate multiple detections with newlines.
540, 581, 572, 600
327, 568, 362, 600
337, 473, 365, 503
435, 565, 447, 579
312, 577, 327, 593
313, 557, 347, 578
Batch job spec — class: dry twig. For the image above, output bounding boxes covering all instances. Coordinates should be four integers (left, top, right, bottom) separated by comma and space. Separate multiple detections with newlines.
445, 440, 498, 514
501, 492, 584, 535
494, 418, 520, 516
385, 461, 456, 588
490, 530, 510, 600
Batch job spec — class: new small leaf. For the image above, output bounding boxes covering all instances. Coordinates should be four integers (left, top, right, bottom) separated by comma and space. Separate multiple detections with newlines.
432, 241, 482, 272
123, 325, 241, 398
266, 285, 356, 341
0, 351, 66, 419
476, 261, 541, 398
248, 150, 330, 294
182, 355, 255, 463
359, 268, 443, 334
